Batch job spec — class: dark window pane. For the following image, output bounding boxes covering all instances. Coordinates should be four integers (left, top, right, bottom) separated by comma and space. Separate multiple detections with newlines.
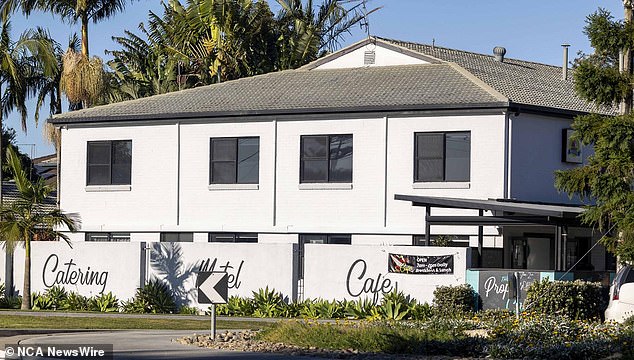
301, 160, 328, 182
111, 164, 131, 185
110, 233, 131, 242
210, 233, 236, 242
88, 143, 111, 165
161, 233, 192, 242
415, 133, 444, 182
236, 233, 258, 243
112, 141, 132, 165
417, 134, 443, 158
328, 235, 351, 244
237, 138, 259, 184
418, 159, 443, 181
212, 138, 237, 161
445, 133, 470, 182
86, 233, 109, 242
300, 234, 327, 244
302, 136, 328, 158
329, 135, 352, 182
88, 165, 110, 185
212, 162, 237, 183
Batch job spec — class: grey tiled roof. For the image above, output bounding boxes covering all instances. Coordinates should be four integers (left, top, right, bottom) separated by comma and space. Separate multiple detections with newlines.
378, 37, 616, 115
50, 63, 507, 124
1, 181, 57, 212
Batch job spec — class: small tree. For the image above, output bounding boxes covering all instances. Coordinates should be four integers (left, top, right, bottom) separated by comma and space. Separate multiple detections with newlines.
0, 147, 78, 309
555, 4, 634, 264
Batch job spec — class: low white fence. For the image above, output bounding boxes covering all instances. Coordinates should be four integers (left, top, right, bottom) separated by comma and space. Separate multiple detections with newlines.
3, 242, 469, 307
10, 242, 143, 301
303, 245, 469, 304
147, 242, 297, 307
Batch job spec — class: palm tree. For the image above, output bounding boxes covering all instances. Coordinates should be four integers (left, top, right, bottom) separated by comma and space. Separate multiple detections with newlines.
0, 146, 78, 309
2, 0, 134, 107
275, 0, 376, 69
10, 0, 132, 57
0, 19, 55, 214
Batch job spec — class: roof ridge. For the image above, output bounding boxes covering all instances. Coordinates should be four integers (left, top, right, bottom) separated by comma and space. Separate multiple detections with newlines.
446, 63, 508, 102
376, 36, 567, 70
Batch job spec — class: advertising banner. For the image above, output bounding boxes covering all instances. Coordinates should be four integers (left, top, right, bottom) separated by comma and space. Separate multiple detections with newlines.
388, 254, 454, 274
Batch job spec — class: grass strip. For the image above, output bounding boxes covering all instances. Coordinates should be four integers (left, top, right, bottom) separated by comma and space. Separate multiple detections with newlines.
0, 315, 273, 330
258, 320, 483, 356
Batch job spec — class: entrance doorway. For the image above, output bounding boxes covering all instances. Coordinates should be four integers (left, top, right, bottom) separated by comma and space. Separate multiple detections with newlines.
512, 235, 554, 270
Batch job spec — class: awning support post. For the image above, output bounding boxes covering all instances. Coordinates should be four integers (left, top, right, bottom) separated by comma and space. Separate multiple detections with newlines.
555, 225, 563, 271
478, 209, 483, 268
425, 206, 431, 246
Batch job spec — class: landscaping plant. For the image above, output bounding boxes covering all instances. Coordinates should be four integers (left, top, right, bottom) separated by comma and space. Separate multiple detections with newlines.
524, 279, 608, 320
432, 284, 476, 317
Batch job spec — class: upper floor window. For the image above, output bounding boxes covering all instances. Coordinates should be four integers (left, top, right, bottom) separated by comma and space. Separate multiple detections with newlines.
300, 135, 352, 183
414, 132, 470, 182
210, 137, 259, 184
87, 140, 132, 185
209, 233, 258, 243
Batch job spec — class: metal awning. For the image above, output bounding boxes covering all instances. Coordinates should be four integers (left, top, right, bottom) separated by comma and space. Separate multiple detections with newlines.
395, 194, 586, 270
394, 195, 584, 219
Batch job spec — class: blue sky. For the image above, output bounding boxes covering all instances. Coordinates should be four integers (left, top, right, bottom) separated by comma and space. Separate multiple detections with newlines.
6, 0, 624, 157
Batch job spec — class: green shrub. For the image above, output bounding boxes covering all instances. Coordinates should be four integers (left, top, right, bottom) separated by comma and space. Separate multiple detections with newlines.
31, 292, 53, 310
178, 305, 199, 315
61, 292, 89, 311
44, 286, 68, 309
408, 302, 434, 321
486, 314, 625, 359
252, 287, 285, 318
524, 279, 608, 320
344, 297, 376, 319
433, 284, 476, 316
88, 292, 119, 312
0, 295, 21, 309
123, 279, 176, 314
215, 295, 255, 316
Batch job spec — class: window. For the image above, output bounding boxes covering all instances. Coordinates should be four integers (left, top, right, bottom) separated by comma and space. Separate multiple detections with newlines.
300, 234, 352, 245
414, 132, 470, 182
160, 233, 193, 242
85, 233, 130, 242
412, 235, 469, 247
300, 135, 352, 183
210, 137, 259, 184
209, 233, 258, 243
87, 140, 132, 185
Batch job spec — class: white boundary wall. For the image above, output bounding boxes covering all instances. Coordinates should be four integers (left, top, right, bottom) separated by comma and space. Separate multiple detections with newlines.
147, 243, 297, 308
303, 245, 469, 304
12, 242, 143, 300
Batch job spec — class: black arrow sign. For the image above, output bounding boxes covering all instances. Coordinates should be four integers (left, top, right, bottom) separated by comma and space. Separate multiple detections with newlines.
197, 272, 228, 304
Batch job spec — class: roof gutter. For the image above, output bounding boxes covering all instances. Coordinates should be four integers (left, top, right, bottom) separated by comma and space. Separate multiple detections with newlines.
48, 102, 511, 126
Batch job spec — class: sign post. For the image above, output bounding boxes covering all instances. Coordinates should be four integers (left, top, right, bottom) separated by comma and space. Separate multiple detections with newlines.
197, 272, 228, 340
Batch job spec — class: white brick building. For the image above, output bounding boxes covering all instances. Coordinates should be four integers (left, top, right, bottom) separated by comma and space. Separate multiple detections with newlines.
49, 37, 613, 274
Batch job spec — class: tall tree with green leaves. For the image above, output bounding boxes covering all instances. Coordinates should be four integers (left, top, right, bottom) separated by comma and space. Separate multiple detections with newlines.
555, 3, 634, 263
275, 0, 376, 69
0, 19, 54, 212
3, 0, 135, 107
0, 146, 77, 309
